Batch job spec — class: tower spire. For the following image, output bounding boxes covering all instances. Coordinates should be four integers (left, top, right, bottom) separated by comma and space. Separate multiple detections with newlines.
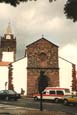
5, 22, 12, 35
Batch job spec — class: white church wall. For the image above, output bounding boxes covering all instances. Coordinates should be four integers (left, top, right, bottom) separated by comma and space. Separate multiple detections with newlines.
12, 57, 27, 95
0, 66, 8, 90
59, 57, 72, 91
2, 52, 14, 62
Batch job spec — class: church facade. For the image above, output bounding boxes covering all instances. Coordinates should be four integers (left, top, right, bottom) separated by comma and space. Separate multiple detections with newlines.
26, 38, 59, 96
0, 24, 76, 96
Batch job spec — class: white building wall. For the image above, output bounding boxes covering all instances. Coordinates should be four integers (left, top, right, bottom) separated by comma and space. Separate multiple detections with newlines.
2, 52, 14, 62
0, 56, 73, 95
59, 57, 72, 91
0, 66, 8, 90
12, 57, 27, 95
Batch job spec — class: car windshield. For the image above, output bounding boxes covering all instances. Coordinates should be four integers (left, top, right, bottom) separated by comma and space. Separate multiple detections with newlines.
0, 90, 4, 93
0, 90, 15, 94
8, 90, 16, 94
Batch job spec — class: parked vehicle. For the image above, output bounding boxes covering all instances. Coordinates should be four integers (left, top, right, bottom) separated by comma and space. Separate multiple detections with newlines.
33, 87, 71, 103
63, 95, 77, 105
0, 90, 21, 101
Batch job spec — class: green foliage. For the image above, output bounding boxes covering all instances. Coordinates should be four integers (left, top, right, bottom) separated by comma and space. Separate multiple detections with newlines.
8, 64, 13, 76
0, 0, 36, 7
64, 0, 77, 22
0, 0, 56, 7
0, 0, 77, 22
0, 0, 19, 7
49, 0, 56, 2
38, 71, 49, 93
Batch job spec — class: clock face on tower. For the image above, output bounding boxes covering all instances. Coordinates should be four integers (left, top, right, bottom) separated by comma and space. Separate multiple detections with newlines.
6, 35, 11, 39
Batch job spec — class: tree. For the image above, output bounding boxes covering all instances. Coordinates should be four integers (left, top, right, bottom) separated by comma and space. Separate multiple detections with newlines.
72, 64, 77, 91
0, 0, 35, 7
8, 64, 14, 90
38, 71, 49, 111
38, 71, 49, 93
64, 0, 77, 22
0, 0, 77, 22
0, 0, 56, 7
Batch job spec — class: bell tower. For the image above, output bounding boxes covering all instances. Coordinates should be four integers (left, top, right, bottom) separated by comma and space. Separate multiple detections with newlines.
0, 23, 16, 62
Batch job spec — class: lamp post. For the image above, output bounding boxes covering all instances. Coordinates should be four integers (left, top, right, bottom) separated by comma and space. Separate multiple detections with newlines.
5, 82, 7, 90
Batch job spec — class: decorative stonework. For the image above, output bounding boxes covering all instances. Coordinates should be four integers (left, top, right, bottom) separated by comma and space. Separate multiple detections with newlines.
26, 38, 59, 96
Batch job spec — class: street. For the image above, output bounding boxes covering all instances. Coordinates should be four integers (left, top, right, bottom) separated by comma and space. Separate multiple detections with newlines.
0, 98, 77, 114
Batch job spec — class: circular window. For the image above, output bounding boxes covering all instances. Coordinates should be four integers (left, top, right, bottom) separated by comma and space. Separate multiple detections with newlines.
39, 52, 47, 61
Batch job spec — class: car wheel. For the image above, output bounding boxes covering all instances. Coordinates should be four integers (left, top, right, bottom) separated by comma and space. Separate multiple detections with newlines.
5, 96, 9, 101
34, 97, 38, 101
54, 98, 59, 103
63, 99, 68, 105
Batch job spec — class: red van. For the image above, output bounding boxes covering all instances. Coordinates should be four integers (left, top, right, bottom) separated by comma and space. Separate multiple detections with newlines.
33, 87, 71, 103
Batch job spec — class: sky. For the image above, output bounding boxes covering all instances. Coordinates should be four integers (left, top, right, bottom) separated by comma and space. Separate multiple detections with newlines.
0, 0, 77, 66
